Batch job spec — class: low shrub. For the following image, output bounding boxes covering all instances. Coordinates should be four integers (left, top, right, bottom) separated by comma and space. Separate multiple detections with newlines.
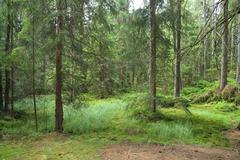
157, 96, 175, 108
234, 96, 240, 106
191, 90, 215, 104
213, 101, 238, 112
128, 104, 164, 122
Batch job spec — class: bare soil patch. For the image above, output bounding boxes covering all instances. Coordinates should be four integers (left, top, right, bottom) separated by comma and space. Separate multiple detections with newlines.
102, 143, 240, 160
225, 130, 240, 152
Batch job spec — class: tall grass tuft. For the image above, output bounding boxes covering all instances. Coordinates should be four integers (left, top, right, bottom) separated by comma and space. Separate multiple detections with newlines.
147, 121, 193, 143
64, 100, 126, 134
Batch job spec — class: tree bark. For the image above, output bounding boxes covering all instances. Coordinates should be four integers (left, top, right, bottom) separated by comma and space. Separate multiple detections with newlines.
220, 0, 229, 90
230, 20, 235, 71
32, 16, 38, 131
79, 1, 87, 93
0, 10, 4, 110
55, 0, 64, 132
4, 0, 12, 112
236, 14, 240, 83
10, 12, 14, 118
211, 0, 217, 75
41, 54, 46, 93
0, 64, 3, 111
203, 0, 208, 79
150, 0, 157, 112
174, 0, 181, 97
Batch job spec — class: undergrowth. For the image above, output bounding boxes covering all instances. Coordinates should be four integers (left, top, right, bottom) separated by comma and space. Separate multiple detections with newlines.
1, 87, 240, 149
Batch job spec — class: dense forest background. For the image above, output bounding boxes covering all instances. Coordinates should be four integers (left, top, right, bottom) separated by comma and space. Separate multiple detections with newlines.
1, 0, 239, 129
1, 0, 240, 159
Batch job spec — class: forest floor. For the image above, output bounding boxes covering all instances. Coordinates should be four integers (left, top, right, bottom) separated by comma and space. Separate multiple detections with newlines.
102, 128, 240, 160
102, 129, 240, 160
1, 92, 240, 159
0, 131, 240, 160
1, 130, 239, 160
102, 142, 240, 160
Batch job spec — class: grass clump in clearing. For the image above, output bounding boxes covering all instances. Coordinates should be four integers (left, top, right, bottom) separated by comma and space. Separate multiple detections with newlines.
64, 99, 126, 134
146, 121, 193, 144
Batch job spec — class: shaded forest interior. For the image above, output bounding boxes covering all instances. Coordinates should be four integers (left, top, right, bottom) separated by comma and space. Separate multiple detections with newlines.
1, 0, 240, 159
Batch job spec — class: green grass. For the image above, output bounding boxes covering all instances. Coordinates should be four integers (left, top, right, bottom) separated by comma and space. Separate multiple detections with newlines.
181, 80, 218, 97
0, 134, 109, 160
64, 99, 127, 134
1, 92, 240, 159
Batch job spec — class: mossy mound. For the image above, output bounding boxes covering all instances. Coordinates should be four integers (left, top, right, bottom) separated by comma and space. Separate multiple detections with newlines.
221, 85, 238, 101
212, 101, 238, 112
127, 94, 191, 121
158, 96, 190, 108
191, 90, 215, 104
191, 85, 240, 104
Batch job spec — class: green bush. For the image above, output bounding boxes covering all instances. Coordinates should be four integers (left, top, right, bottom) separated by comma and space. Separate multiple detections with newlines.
191, 90, 214, 104
157, 96, 175, 108
213, 101, 238, 112
181, 87, 199, 97
157, 96, 190, 108
234, 96, 240, 106
174, 97, 190, 108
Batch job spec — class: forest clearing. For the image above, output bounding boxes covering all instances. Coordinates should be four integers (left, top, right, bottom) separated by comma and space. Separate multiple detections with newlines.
1, 0, 240, 159
1, 91, 240, 159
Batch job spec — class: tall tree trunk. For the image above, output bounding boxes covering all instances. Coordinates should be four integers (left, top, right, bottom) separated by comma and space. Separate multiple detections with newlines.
69, 5, 75, 103
203, 0, 208, 79
174, 0, 181, 97
10, 10, 14, 117
4, 0, 12, 112
79, 1, 87, 93
0, 64, 3, 111
220, 0, 229, 90
41, 54, 46, 93
236, 15, 240, 83
230, 20, 235, 71
211, 0, 217, 77
32, 17, 38, 131
55, 0, 64, 132
169, 0, 177, 84
70, 55, 74, 103
150, 0, 157, 112
0, 15, 4, 111
10, 66, 14, 117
